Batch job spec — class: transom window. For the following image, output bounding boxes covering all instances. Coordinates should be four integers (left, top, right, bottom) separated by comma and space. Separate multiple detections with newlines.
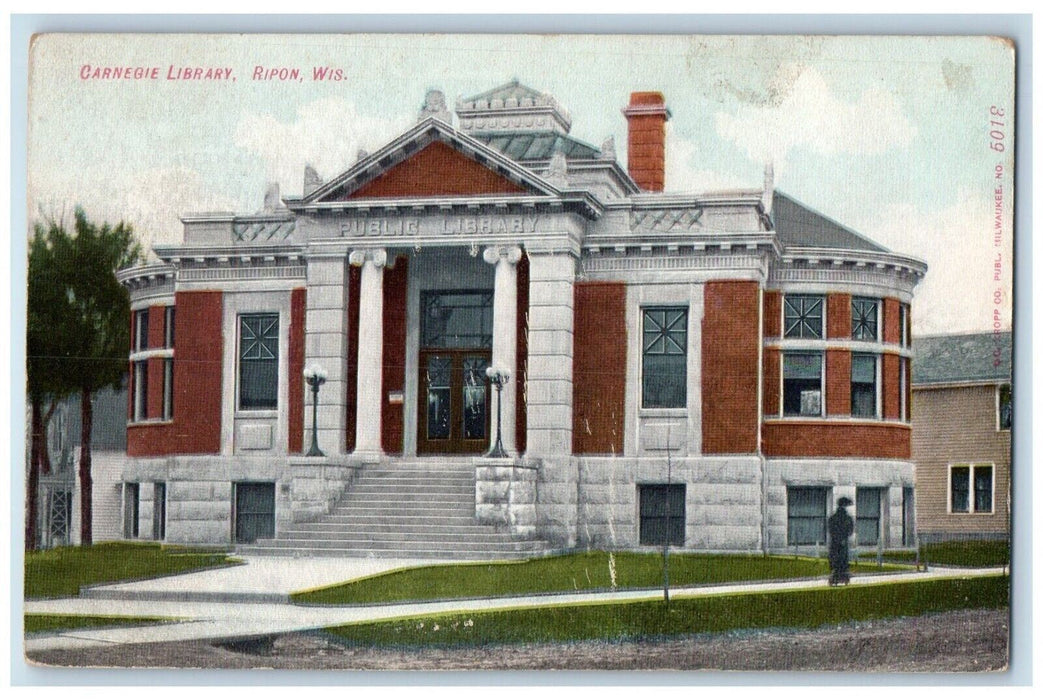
421, 291, 493, 349
950, 465, 994, 514
239, 313, 279, 410
852, 297, 880, 341
641, 307, 688, 409
784, 295, 824, 339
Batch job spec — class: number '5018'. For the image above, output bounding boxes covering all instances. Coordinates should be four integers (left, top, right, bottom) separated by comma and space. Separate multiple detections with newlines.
990, 105, 1007, 152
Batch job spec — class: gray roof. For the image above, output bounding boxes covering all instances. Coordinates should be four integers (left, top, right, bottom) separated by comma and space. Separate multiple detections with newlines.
469, 131, 601, 162
462, 79, 546, 104
772, 191, 888, 253
913, 332, 1012, 385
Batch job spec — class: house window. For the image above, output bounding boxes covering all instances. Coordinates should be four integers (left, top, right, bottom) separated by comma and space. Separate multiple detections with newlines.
132, 360, 148, 421
783, 352, 823, 416
852, 297, 880, 341
851, 353, 878, 418
900, 303, 911, 347
783, 295, 824, 339
787, 486, 828, 546
856, 487, 883, 547
165, 306, 176, 348
641, 307, 687, 409
162, 358, 174, 420
239, 313, 279, 410
950, 465, 994, 514
998, 383, 1011, 430
638, 484, 685, 546
134, 309, 149, 351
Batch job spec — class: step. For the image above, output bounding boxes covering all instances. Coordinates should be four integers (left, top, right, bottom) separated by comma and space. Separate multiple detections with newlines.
251, 538, 545, 552
272, 531, 529, 543
236, 546, 540, 560
287, 522, 504, 534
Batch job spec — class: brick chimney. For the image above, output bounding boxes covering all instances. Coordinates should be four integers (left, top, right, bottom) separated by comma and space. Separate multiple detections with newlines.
623, 92, 671, 192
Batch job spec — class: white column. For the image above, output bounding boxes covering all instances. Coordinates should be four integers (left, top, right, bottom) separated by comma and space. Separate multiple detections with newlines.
483, 245, 522, 456
350, 248, 387, 457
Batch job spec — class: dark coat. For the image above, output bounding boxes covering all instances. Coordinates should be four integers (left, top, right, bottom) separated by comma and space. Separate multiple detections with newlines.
828, 507, 854, 573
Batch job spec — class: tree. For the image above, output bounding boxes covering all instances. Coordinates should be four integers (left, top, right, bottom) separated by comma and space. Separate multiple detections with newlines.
26, 208, 141, 548
26, 218, 77, 550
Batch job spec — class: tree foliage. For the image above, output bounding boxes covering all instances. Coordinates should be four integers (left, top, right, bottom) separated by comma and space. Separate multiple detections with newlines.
26, 208, 141, 549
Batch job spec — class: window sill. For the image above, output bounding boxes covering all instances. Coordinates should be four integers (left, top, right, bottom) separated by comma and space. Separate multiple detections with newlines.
765, 417, 911, 427
235, 409, 279, 419
639, 408, 687, 417
128, 419, 174, 427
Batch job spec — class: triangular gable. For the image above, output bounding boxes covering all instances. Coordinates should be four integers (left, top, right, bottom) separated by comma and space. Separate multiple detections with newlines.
307, 119, 558, 203
340, 141, 528, 200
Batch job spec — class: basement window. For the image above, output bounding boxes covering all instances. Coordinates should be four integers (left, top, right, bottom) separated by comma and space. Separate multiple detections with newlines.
638, 484, 685, 546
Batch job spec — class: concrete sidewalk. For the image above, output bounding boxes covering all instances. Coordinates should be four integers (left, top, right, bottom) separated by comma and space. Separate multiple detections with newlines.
23, 557, 1006, 654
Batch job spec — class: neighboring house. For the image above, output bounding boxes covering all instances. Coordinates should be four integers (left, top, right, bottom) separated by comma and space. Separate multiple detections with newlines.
31, 385, 127, 548
115, 81, 926, 556
912, 331, 1012, 542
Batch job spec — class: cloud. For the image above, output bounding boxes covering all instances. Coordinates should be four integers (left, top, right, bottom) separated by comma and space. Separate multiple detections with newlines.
664, 123, 758, 193
714, 66, 917, 167
234, 97, 412, 197
30, 166, 238, 257
861, 189, 1011, 336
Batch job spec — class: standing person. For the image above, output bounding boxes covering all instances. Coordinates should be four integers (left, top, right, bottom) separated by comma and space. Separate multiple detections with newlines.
828, 497, 855, 586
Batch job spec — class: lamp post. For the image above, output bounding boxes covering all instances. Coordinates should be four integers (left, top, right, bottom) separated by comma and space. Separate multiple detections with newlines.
485, 366, 510, 458
303, 363, 328, 457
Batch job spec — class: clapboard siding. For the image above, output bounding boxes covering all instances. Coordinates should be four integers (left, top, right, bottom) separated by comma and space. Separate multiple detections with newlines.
912, 384, 1010, 536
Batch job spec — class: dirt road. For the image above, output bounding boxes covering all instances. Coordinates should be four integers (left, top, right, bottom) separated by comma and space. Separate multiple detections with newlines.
26, 608, 1008, 672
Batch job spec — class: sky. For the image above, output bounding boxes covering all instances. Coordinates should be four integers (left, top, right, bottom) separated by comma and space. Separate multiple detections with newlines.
26, 33, 1015, 335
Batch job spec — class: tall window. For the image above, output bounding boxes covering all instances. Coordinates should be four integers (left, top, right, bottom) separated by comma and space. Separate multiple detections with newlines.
132, 361, 148, 421
787, 486, 828, 546
851, 353, 878, 418
900, 303, 911, 347
162, 358, 174, 420
784, 295, 824, 338
134, 309, 149, 351
165, 306, 176, 348
639, 484, 685, 546
998, 383, 1012, 430
783, 352, 823, 416
239, 314, 279, 410
950, 465, 994, 514
642, 307, 687, 409
851, 297, 880, 341
900, 357, 910, 422
855, 487, 882, 546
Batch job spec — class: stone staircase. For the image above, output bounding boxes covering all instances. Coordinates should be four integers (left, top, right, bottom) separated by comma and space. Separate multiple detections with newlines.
238, 459, 551, 559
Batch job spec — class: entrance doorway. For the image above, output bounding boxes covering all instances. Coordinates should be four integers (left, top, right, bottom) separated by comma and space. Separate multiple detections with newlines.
417, 290, 493, 454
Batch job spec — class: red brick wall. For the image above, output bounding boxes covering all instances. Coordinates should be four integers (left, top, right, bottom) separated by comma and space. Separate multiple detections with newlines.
763, 291, 782, 338
763, 347, 780, 416
882, 352, 901, 420
625, 92, 668, 192
340, 142, 528, 199
573, 281, 626, 454
381, 257, 408, 454
147, 305, 166, 348
702, 281, 760, 454
827, 293, 852, 339
288, 288, 306, 454
344, 266, 361, 452
516, 253, 529, 454
763, 422, 911, 459
127, 291, 223, 456
883, 298, 901, 344
826, 349, 852, 416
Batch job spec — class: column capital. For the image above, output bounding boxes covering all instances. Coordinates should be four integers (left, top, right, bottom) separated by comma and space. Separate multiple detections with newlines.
349, 248, 388, 268
482, 245, 523, 266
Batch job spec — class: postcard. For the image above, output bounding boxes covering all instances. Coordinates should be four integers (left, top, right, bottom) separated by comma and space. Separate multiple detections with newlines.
22, 32, 1014, 672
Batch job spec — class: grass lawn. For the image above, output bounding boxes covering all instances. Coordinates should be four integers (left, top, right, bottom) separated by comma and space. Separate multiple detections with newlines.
25, 542, 237, 599
325, 574, 1008, 648
293, 551, 906, 605
24, 614, 175, 635
859, 540, 1009, 568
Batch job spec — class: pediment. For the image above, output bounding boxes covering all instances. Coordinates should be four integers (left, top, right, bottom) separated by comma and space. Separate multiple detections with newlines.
305, 119, 559, 203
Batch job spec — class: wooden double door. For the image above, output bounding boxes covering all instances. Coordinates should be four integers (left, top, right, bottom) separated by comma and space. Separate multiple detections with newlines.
418, 349, 491, 455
